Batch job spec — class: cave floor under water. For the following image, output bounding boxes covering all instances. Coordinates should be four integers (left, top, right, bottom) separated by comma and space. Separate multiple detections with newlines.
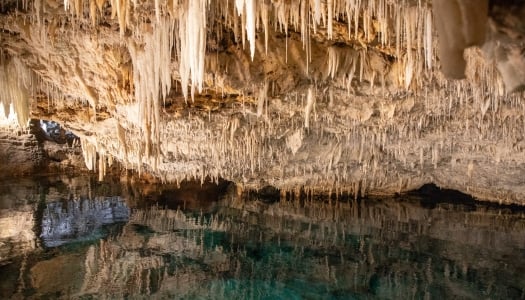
0, 176, 524, 299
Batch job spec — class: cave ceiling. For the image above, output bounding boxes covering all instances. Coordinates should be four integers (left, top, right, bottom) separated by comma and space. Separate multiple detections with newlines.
1, 0, 525, 204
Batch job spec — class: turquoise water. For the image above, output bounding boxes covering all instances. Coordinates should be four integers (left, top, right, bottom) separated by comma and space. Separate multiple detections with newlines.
0, 176, 524, 299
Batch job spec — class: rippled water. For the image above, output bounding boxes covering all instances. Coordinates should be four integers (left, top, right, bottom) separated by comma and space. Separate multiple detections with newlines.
1, 176, 524, 299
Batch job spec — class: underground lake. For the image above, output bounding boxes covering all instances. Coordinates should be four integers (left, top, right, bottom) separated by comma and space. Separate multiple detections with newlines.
0, 176, 524, 299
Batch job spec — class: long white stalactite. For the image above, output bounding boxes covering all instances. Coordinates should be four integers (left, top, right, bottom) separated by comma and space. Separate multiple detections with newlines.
128, 16, 174, 169
0, 57, 32, 128
178, 0, 207, 101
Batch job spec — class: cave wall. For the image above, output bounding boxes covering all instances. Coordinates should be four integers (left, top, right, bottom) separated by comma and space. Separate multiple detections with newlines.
0, 127, 42, 176
0, 120, 90, 178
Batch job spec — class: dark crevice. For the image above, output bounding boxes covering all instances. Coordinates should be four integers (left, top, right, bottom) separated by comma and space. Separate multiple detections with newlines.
410, 183, 525, 211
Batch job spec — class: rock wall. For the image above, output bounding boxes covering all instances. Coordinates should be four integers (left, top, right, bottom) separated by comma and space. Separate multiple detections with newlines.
0, 120, 91, 178
0, 128, 42, 177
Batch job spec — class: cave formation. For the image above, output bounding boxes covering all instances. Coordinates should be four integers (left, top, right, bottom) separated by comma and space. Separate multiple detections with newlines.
1, 0, 525, 204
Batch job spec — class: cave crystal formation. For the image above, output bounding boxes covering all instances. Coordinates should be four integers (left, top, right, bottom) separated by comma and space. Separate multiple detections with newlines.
1, 0, 525, 204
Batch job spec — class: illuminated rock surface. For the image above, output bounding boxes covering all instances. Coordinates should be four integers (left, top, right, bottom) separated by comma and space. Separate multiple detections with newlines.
0, 1, 525, 203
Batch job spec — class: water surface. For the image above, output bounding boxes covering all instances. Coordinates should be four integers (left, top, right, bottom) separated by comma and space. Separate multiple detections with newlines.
1, 176, 524, 299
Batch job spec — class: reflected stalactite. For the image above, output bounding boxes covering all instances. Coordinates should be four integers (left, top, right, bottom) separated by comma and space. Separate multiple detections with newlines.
40, 196, 129, 247
0, 210, 36, 265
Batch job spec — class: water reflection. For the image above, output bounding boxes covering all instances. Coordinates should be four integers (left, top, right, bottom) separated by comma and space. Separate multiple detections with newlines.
41, 197, 129, 247
0, 177, 524, 299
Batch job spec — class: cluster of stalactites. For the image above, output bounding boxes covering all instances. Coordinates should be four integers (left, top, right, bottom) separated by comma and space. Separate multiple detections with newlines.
56, 0, 519, 114
177, 0, 207, 101
142, 0, 434, 106
205, 0, 434, 96
127, 16, 174, 165
58, 0, 434, 93
0, 56, 32, 128
55, 0, 510, 186
81, 138, 114, 180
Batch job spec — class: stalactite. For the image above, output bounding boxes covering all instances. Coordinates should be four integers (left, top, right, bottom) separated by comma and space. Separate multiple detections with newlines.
0, 57, 31, 127
256, 81, 269, 117
81, 139, 98, 171
305, 87, 315, 129
261, 1, 270, 55
128, 16, 174, 166
178, 0, 207, 101
245, 0, 256, 60
108, 0, 130, 37
327, 0, 333, 39
424, 9, 433, 70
